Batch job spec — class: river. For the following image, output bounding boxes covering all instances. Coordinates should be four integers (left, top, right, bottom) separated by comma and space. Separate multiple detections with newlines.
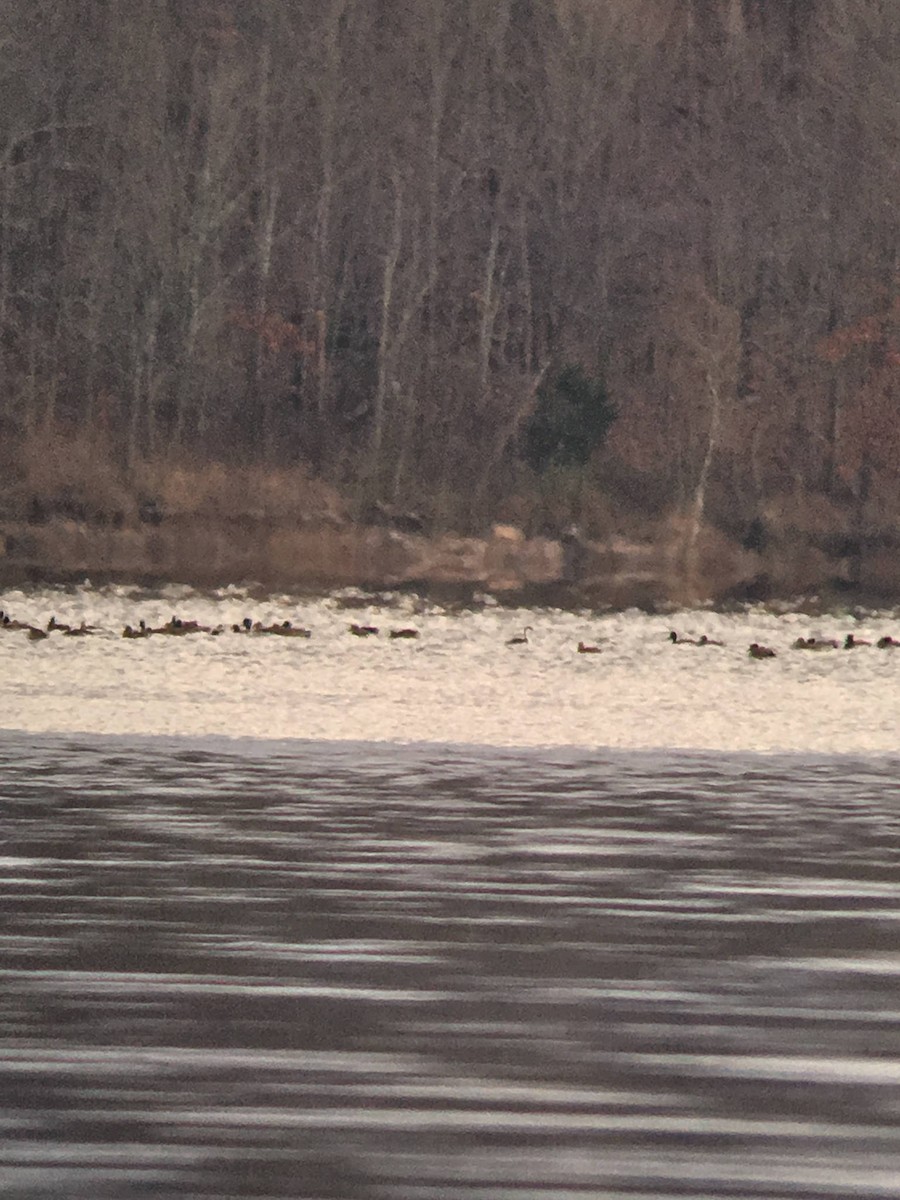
2, 586, 900, 1197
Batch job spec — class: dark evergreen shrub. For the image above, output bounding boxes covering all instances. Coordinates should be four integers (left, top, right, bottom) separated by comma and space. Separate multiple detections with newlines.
523, 363, 617, 473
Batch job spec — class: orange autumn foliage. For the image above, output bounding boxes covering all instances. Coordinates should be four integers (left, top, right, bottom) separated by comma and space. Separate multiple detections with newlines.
231, 308, 319, 357
817, 295, 900, 480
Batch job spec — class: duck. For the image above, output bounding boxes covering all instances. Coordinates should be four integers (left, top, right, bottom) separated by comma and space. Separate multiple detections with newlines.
179, 618, 211, 633
748, 642, 776, 659
668, 631, 700, 645
792, 635, 838, 650
47, 616, 72, 633
156, 616, 189, 635
506, 626, 533, 646
389, 628, 419, 639
63, 622, 93, 637
0, 611, 28, 630
27, 625, 48, 641
349, 623, 379, 636
122, 621, 152, 639
577, 641, 602, 654
844, 633, 871, 648
270, 620, 312, 637
698, 634, 724, 646
877, 635, 899, 648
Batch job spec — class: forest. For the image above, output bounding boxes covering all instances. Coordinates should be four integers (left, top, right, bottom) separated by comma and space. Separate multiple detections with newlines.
0, 0, 897, 556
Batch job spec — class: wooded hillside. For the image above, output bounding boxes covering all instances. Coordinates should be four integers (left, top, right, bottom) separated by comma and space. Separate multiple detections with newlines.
0, 0, 896, 540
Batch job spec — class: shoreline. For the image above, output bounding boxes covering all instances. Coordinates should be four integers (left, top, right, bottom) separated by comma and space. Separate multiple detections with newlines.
2, 514, 899, 614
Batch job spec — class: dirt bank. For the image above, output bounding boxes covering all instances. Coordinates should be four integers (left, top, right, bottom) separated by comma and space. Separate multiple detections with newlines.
4, 509, 895, 610
2, 433, 899, 607
0, 516, 564, 595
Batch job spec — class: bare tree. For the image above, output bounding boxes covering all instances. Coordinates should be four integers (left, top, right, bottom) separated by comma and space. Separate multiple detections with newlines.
0, 0, 896, 544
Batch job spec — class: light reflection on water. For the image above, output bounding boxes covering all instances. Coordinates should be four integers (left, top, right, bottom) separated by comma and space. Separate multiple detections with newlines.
1, 734, 900, 1198
0, 585, 899, 750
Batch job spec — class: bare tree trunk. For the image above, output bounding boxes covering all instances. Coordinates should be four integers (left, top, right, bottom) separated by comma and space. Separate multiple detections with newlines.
684, 370, 723, 590
473, 364, 549, 514
372, 172, 404, 473
518, 203, 534, 373
254, 17, 280, 460
478, 217, 502, 402
311, 0, 347, 428
0, 152, 10, 412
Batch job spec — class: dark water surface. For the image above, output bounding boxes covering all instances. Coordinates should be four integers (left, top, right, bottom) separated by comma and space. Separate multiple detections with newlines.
2, 733, 900, 1198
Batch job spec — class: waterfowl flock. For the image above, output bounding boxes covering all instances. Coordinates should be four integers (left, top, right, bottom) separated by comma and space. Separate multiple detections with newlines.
2, 611, 96, 639
1, 609, 409, 643
2, 605, 900, 660
665, 628, 900, 659
668, 631, 722, 647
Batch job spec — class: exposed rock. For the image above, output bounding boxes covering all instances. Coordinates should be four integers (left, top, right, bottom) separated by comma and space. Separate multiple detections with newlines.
394, 534, 487, 586
491, 524, 525, 543
0, 509, 896, 607
365, 499, 426, 534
